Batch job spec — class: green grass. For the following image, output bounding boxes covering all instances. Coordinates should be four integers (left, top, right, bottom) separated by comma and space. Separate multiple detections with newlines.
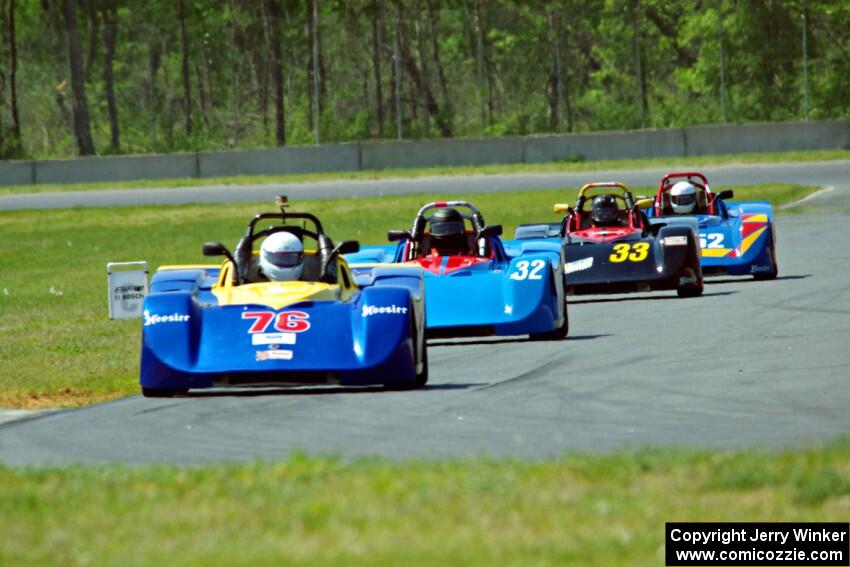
0, 148, 847, 196
1, 441, 849, 566
0, 184, 815, 408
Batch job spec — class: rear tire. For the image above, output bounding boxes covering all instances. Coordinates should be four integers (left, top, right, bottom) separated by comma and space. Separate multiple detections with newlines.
141, 388, 188, 398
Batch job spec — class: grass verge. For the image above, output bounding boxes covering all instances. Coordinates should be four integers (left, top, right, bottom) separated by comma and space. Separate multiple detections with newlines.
2, 440, 849, 566
0, 148, 847, 196
0, 184, 816, 408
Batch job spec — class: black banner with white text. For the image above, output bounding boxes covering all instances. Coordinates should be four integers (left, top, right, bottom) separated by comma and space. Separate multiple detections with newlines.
666, 523, 849, 566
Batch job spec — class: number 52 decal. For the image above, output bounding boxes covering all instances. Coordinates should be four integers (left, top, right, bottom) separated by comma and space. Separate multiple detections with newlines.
609, 242, 650, 263
510, 259, 546, 280
699, 233, 725, 249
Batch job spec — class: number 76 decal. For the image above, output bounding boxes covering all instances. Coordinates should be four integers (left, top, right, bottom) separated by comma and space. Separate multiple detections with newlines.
609, 242, 650, 263
510, 259, 546, 280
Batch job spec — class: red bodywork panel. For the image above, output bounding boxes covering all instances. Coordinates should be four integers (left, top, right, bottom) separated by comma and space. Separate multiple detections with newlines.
569, 225, 641, 243
411, 255, 492, 275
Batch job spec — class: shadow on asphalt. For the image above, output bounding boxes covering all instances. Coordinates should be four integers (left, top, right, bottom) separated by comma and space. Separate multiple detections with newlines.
185, 382, 483, 398
706, 274, 812, 285
570, 291, 737, 304
429, 334, 609, 347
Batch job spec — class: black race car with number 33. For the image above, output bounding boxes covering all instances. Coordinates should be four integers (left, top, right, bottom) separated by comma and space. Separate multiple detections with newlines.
514, 182, 704, 297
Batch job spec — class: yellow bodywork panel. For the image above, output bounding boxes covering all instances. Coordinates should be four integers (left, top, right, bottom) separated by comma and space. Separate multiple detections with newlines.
158, 264, 220, 271
210, 251, 358, 310
212, 280, 353, 310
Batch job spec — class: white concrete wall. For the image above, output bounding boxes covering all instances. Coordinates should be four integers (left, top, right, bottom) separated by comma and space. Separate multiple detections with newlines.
0, 160, 35, 185
1, 119, 846, 187
34, 153, 198, 184
684, 120, 850, 156
524, 128, 686, 163
197, 143, 360, 177
360, 137, 524, 170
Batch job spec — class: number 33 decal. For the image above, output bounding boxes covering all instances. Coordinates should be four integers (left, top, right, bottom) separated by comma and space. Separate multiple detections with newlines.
511, 259, 546, 280
609, 242, 650, 263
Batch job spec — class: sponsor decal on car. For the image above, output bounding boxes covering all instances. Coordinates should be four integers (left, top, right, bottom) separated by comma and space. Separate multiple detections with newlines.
361, 305, 409, 317
255, 349, 293, 361
251, 332, 297, 346
750, 264, 773, 273
242, 311, 310, 333
678, 274, 698, 286
663, 236, 689, 246
565, 257, 594, 274
143, 310, 190, 326
699, 233, 725, 249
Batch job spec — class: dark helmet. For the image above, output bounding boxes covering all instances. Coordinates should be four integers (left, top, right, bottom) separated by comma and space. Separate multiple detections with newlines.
429, 207, 468, 254
591, 194, 620, 226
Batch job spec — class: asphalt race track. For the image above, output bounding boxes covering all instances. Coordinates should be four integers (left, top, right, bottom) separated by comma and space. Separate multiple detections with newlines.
1, 160, 849, 210
1, 212, 848, 465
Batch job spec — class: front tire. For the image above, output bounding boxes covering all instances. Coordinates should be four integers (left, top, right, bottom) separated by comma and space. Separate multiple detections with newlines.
531, 300, 569, 341
141, 388, 188, 398
677, 266, 704, 298
754, 231, 779, 281
386, 317, 428, 390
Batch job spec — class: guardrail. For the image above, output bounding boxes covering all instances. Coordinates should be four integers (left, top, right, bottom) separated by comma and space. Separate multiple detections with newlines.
0, 119, 847, 186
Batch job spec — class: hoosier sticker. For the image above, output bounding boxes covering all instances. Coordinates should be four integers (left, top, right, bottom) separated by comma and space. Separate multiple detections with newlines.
143, 310, 190, 326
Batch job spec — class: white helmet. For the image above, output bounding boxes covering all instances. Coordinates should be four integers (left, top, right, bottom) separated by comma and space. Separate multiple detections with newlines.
260, 232, 304, 281
670, 181, 697, 214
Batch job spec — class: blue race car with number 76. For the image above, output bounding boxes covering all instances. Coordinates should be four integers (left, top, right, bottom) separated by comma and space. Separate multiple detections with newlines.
139, 199, 428, 396
646, 172, 778, 280
345, 200, 569, 340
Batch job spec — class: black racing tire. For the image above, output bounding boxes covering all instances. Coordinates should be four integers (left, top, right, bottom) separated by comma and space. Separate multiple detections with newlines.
386, 316, 428, 390
754, 231, 779, 281
141, 388, 188, 398
677, 240, 704, 298
414, 335, 429, 388
531, 300, 570, 341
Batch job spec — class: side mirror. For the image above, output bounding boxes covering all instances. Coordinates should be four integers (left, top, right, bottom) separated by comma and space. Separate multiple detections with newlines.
203, 242, 229, 257
388, 230, 411, 242
716, 190, 734, 200
202, 242, 239, 284
476, 224, 503, 240
553, 203, 571, 215
335, 240, 360, 255
635, 198, 653, 209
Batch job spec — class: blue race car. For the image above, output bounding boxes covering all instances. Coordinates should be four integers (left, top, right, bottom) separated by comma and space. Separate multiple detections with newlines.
345, 200, 568, 340
647, 172, 778, 279
140, 198, 427, 397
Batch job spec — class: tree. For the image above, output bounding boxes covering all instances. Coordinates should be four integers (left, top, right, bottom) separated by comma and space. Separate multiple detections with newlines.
178, 0, 192, 135
63, 0, 95, 155
263, 0, 286, 145
101, 0, 119, 152
7, 0, 21, 150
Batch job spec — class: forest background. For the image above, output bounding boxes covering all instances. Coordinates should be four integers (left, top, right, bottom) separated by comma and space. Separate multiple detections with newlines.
0, 0, 846, 160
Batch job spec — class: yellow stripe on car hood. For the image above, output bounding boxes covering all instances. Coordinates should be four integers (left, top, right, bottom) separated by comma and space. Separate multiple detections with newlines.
212, 281, 348, 310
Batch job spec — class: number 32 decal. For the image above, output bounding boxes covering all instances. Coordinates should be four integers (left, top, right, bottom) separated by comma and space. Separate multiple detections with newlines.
511, 259, 546, 280
609, 242, 650, 263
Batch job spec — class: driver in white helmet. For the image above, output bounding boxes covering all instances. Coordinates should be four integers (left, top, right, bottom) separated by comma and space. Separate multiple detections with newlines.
259, 231, 304, 281
669, 181, 698, 215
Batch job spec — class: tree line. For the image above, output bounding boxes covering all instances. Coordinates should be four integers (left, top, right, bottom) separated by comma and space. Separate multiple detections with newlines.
0, 0, 847, 159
